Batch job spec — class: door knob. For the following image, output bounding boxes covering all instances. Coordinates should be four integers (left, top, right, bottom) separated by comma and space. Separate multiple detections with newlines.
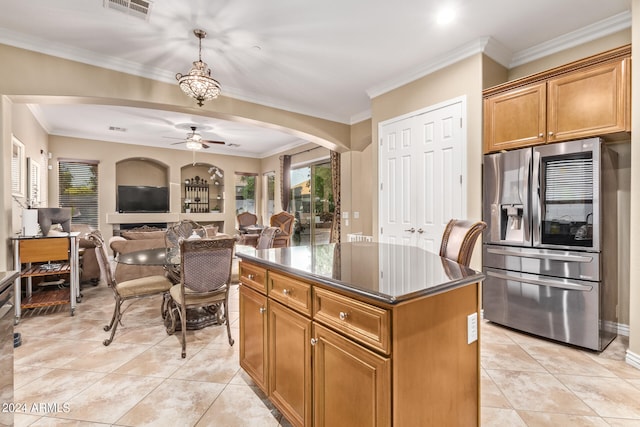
417, 228, 424, 234
310, 338, 318, 346
259, 307, 266, 314
404, 228, 416, 233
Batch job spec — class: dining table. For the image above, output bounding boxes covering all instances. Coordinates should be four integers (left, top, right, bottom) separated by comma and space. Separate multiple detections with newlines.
115, 247, 223, 331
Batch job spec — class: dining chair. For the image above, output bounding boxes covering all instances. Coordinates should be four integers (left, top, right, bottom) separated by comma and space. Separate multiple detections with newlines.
255, 226, 282, 249
270, 211, 295, 248
165, 219, 204, 265
87, 230, 173, 346
237, 212, 258, 233
439, 219, 487, 267
166, 237, 236, 358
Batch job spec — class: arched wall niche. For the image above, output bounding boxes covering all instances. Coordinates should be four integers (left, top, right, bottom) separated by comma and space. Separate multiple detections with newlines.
180, 162, 225, 213
116, 158, 169, 187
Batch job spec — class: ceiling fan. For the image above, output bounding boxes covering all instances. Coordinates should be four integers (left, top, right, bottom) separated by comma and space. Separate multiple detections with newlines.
170, 126, 225, 150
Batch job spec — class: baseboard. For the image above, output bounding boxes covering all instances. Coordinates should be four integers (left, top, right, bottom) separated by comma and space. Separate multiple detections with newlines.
616, 322, 630, 337
626, 349, 640, 370
603, 320, 629, 337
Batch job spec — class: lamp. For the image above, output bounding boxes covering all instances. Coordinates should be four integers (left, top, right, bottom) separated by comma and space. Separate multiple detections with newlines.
185, 140, 203, 150
176, 29, 221, 107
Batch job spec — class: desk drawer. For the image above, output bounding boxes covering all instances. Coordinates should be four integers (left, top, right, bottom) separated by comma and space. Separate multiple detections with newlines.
313, 287, 390, 354
19, 239, 69, 263
239, 262, 267, 294
268, 271, 312, 316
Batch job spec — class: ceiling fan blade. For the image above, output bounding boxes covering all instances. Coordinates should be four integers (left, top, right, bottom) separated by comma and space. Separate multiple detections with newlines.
202, 139, 226, 145
170, 141, 187, 145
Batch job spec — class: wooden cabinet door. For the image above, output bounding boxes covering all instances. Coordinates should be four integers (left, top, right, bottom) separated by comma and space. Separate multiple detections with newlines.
268, 300, 311, 427
239, 285, 268, 393
547, 58, 629, 142
483, 82, 546, 153
312, 323, 391, 427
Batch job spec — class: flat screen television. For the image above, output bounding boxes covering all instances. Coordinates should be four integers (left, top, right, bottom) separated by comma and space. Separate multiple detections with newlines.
117, 185, 169, 213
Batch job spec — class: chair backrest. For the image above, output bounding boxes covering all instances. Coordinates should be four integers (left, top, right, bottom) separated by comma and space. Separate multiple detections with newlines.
179, 237, 235, 293
439, 219, 487, 267
347, 233, 373, 242
256, 227, 282, 250
165, 220, 204, 260
237, 212, 258, 231
270, 211, 295, 235
86, 230, 116, 287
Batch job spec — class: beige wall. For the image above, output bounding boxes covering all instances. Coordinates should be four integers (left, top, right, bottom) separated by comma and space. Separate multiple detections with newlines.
509, 29, 632, 80
48, 135, 261, 239
366, 53, 485, 268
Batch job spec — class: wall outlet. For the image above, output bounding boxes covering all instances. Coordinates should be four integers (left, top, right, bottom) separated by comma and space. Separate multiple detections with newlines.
354, 211, 360, 219
467, 312, 478, 344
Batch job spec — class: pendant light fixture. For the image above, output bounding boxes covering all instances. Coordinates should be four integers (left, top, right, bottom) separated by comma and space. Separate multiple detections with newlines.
176, 29, 221, 106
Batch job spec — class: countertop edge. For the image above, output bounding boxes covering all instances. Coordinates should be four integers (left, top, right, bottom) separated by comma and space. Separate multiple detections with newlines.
236, 252, 485, 305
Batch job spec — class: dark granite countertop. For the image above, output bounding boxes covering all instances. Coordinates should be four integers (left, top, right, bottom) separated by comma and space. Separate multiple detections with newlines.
236, 242, 484, 304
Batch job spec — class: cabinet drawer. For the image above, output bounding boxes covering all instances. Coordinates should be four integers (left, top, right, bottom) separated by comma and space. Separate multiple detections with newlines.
268, 271, 312, 317
239, 262, 267, 294
19, 238, 69, 263
313, 287, 390, 354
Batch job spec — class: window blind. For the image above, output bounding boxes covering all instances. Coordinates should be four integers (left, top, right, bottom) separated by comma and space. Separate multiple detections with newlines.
58, 159, 99, 228
545, 158, 593, 202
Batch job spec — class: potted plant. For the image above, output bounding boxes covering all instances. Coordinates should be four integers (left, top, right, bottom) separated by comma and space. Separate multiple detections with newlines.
184, 200, 191, 214
211, 204, 220, 213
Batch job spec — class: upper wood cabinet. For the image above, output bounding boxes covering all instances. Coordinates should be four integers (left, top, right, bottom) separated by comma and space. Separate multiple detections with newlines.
483, 45, 631, 153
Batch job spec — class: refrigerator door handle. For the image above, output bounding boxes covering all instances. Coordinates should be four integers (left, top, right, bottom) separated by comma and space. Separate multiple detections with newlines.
486, 247, 594, 263
531, 150, 541, 245
522, 148, 531, 244
487, 271, 593, 292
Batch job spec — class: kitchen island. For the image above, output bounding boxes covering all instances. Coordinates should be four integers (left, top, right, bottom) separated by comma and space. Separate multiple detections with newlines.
236, 242, 484, 427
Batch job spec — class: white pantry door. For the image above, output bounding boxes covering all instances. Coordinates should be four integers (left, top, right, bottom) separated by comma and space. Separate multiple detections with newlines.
378, 98, 465, 251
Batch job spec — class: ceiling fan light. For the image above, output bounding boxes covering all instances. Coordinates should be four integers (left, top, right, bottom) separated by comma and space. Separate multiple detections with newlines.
185, 140, 202, 150
176, 29, 221, 107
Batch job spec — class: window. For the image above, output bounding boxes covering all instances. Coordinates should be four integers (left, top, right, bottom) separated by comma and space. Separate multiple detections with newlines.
27, 158, 41, 208
11, 136, 25, 197
235, 172, 257, 214
264, 171, 275, 219
58, 159, 99, 228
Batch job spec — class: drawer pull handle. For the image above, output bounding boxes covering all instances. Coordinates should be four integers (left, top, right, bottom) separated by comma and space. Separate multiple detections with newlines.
247, 274, 255, 280
259, 307, 266, 314
310, 338, 318, 346
339, 311, 348, 321
283, 289, 291, 296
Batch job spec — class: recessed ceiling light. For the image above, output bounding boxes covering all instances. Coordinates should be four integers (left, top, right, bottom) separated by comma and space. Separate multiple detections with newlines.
436, 7, 456, 26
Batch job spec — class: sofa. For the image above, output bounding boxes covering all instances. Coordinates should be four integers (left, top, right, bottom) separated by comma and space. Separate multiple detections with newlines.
109, 229, 167, 283
72, 224, 101, 284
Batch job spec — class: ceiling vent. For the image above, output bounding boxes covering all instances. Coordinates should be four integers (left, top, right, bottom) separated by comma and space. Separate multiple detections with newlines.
104, 0, 152, 21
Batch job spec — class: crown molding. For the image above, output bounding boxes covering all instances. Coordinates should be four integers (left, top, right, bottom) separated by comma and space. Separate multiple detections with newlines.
366, 37, 500, 100
509, 11, 631, 68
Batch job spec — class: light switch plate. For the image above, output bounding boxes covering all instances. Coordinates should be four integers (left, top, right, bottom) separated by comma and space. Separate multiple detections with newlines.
467, 312, 478, 344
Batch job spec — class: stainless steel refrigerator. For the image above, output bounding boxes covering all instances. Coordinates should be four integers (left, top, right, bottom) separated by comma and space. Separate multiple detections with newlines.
482, 137, 618, 351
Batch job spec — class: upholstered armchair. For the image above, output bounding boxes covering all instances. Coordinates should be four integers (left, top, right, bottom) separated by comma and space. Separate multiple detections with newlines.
270, 211, 295, 248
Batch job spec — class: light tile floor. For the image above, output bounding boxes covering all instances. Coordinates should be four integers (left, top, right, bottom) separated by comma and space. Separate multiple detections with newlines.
12, 283, 640, 426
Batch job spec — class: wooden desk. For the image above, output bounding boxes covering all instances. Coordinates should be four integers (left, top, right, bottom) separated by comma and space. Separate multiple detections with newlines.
12, 233, 80, 324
